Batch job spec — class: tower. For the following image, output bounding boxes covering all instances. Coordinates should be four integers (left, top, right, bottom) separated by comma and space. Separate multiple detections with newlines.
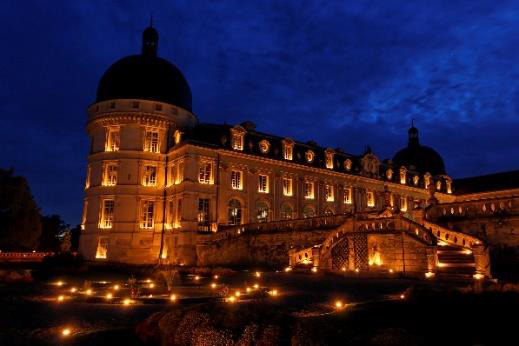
79, 25, 197, 264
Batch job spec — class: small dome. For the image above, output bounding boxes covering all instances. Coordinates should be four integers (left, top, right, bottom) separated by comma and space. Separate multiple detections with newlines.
96, 26, 192, 112
393, 126, 446, 175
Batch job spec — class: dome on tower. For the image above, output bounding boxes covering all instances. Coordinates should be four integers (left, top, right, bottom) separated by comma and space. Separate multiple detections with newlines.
392, 124, 446, 176
96, 26, 192, 112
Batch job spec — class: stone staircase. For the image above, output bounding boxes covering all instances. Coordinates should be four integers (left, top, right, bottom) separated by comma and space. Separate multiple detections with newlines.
436, 244, 476, 280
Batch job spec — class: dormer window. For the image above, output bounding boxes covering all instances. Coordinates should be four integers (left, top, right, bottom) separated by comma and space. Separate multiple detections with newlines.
386, 168, 393, 180
424, 173, 432, 189
436, 180, 442, 191
446, 178, 452, 194
413, 175, 419, 186
400, 166, 407, 184
259, 140, 270, 154
325, 149, 334, 169
174, 130, 182, 145
400, 197, 408, 212
231, 125, 246, 151
344, 159, 352, 171
282, 139, 294, 160
106, 127, 120, 152
305, 150, 314, 163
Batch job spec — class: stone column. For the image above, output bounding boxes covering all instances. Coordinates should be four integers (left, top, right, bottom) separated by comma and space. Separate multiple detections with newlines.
473, 244, 491, 278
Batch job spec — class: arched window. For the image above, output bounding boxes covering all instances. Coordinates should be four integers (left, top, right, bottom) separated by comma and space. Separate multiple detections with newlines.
303, 205, 315, 219
256, 201, 269, 223
280, 203, 293, 220
228, 199, 242, 225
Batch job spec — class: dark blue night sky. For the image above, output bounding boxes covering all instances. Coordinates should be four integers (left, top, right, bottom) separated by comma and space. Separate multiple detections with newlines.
1, 1, 519, 225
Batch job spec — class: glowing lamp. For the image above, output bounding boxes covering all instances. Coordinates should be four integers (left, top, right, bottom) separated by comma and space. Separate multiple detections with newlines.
105, 293, 113, 300
335, 300, 343, 309
255, 271, 261, 278
194, 275, 200, 281
70, 287, 77, 293
425, 272, 435, 278
235, 291, 241, 297
113, 285, 119, 290
57, 281, 64, 287
341, 267, 346, 272
57, 295, 65, 302
214, 275, 219, 279
123, 298, 132, 305
227, 296, 236, 303
86, 289, 92, 296
473, 273, 484, 280
210, 283, 217, 289
355, 268, 359, 273
170, 294, 177, 301
284, 267, 292, 272
246, 287, 251, 292
400, 294, 405, 299
311, 267, 318, 273
149, 283, 155, 289
389, 269, 394, 273
253, 283, 259, 289
62, 328, 71, 337
270, 289, 278, 296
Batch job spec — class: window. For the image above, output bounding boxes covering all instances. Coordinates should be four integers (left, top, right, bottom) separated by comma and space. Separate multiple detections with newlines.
258, 174, 269, 193
144, 130, 160, 153
305, 150, 314, 163
232, 133, 244, 150
303, 205, 315, 218
174, 130, 182, 144
231, 170, 243, 190
413, 175, 420, 186
304, 181, 314, 199
390, 193, 395, 207
259, 140, 270, 153
325, 149, 334, 169
400, 197, 408, 212
103, 163, 118, 186
436, 180, 442, 190
100, 200, 114, 229
140, 200, 155, 229
228, 199, 242, 225
96, 237, 109, 259
106, 128, 120, 152
199, 162, 212, 184
176, 162, 184, 184
280, 203, 293, 220
198, 199, 210, 230
81, 200, 88, 230
143, 165, 157, 186
367, 191, 375, 207
283, 178, 293, 196
386, 169, 393, 180
283, 139, 294, 160
424, 173, 431, 189
256, 201, 269, 223
344, 159, 352, 171
344, 187, 352, 204
85, 165, 91, 189
446, 179, 452, 194
400, 167, 407, 184
325, 184, 334, 202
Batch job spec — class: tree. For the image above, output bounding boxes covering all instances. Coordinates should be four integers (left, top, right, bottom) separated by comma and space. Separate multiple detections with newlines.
70, 224, 81, 251
39, 214, 69, 251
0, 168, 41, 251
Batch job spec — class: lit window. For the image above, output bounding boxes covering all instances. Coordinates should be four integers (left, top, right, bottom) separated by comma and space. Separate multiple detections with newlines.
325, 149, 334, 169
143, 165, 157, 186
413, 175, 420, 186
228, 199, 242, 225
144, 130, 160, 153
280, 203, 293, 220
197, 199, 210, 231
85, 165, 91, 189
400, 167, 407, 184
258, 174, 269, 193
259, 140, 270, 154
344, 187, 352, 204
95, 237, 109, 259
167, 200, 174, 229
325, 184, 334, 202
386, 169, 393, 180
283, 177, 293, 196
81, 200, 88, 230
344, 159, 352, 171
199, 162, 212, 184
106, 128, 120, 152
140, 200, 155, 229
424, 173, 431, 189
367, 191, 375, 207
436, 180, 442, 190
283, 139, 294, 160
103, 163, 118, 186
446, 179, 452, 194
174, 130, 182, 144
390, 193, 395, 207
400, 197, 408, 212
304, 181, 314, 199
175, 162, 184, 184
256, 201, 269, 223
305, 150, 314, 163
230, 126, 245, 151
99, 200, 114, 229
231, 170, 243, 190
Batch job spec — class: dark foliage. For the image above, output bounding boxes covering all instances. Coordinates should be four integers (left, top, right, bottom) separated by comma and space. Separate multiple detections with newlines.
34, 252, 85, 279
38, 214, 69, 251
0, 168, 41, 251
490, 245, 519, 281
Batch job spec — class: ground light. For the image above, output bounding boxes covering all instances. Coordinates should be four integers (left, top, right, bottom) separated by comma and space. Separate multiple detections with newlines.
70, 287, 77, 293
149, 283, 155, 288
270, 289, 278, 296
227, 296, 236, 303
57, 295, 65, 302
311, 267, 318, 273
210, 282, 217, 289
61, 328, 71, 337
122, 298, 132, 305
255, 271, 261, 278
285, 267, 292, 272
194, 275, 200, 281
113, 284, 119, 290
170, 294, 177, 302
105, 293, 113, 300
56, 281, 64, 287
400, 294, 405, 299
335, 300, 344, 309
214, 275, 219, 279
85, 289, 93, 296
235, 291, 241, 297
389, 269, 394, 273
473, 273, 484, 280
425, 272, 435, 278
253, 283, 259, 289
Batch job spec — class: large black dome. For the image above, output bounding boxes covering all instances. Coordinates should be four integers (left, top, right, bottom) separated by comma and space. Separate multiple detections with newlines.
96, 26, 192, 112
392, 126, 446, 175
